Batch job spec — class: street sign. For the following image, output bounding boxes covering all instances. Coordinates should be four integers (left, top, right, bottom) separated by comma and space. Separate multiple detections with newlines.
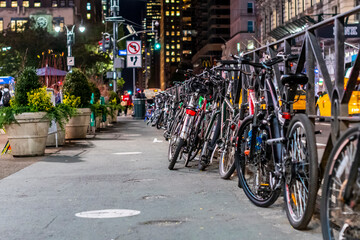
126, 54, 142, 68
118, 49, 127, 56
67, 56, 75, 66
126, 41, 141, 55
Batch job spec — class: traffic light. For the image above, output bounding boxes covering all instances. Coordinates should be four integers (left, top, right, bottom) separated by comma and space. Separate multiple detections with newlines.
101, 35, 112, 52
154, 42, 161, 50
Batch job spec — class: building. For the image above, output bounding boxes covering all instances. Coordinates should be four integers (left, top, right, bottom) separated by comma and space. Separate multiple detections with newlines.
191, 0, 231, 70
0, 0, 103, 33
257, 0, 359, 43
222, 0, 257, 58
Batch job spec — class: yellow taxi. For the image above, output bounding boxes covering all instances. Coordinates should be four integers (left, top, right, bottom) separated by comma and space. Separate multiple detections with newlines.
316, 67, 360, 117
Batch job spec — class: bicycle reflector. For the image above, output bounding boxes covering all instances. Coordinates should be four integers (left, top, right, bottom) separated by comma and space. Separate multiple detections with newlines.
282, 112, 291, 120
186, 109, 196, 116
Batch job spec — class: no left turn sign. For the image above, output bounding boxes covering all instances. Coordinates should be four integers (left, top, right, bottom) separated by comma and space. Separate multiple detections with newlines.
126, 41, 141, 55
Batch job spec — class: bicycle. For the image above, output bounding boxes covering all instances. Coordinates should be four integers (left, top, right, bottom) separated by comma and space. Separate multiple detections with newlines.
235, 54, 318, 229
320, 125, 360, 239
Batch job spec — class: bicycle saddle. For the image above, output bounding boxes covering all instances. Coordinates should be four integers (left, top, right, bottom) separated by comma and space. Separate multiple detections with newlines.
281, 73, 308, 85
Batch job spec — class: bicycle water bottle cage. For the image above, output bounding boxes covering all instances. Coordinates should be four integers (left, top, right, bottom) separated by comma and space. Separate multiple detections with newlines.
280, 74, 308, 86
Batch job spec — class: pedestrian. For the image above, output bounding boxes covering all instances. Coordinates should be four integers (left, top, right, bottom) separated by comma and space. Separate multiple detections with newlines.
135, 88, 142, 98
1, 84, 11, 107
0, 86, 3, 106
121, 90, 132, 116
140, 89, 146, 99
53, 84, 61, 105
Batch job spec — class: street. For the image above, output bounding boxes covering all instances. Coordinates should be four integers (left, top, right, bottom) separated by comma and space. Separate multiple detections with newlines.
0, 117, 324, 240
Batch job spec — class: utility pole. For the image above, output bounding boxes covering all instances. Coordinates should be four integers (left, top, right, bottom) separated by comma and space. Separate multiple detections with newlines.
106, 0, 124, 92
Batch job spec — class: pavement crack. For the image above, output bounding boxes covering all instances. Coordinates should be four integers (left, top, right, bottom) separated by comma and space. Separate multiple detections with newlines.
44, 216, 57, 229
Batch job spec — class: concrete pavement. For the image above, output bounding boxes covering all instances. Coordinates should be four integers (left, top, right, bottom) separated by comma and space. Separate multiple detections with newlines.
0, 117, 322, 240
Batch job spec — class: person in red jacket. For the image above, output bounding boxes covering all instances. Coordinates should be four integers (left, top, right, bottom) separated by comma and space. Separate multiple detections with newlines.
121, 91, 132, 116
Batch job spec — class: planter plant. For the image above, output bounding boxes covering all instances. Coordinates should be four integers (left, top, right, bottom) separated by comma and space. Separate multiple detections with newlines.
62, 68, 92, 139
0, 67, 76, 156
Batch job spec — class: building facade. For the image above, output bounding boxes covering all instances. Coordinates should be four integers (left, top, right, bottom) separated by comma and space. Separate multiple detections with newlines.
222, 0, 257, 58
191, 0, 231, 70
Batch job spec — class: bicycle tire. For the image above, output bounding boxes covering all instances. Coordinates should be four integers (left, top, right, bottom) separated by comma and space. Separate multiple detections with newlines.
156, 112, 164, 129
199, 113, 221, 170
218, 114, 238, 179
283, 114, 318, 230
185, 112, 204, 167
235, 116, 280, 207
321, 127, 360, 240
168, 138, 185, 170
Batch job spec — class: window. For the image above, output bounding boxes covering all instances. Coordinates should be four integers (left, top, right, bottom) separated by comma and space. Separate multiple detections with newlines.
247, 21, 254, 32
166, 58, 170, 62
52, 1, 58, 7
11, 19, 28, 32
165, 0, 169, 2
171, 58, 175, 62
34, 2, 41, 7
60, 0, 65, 7
87, 13, 91, 19
69, 0, 74, 7
166, 31, 169, 36
166, 11, 169, 16
87, 2, 91, 11
0, 19, 3, 32
171, 45, 175, 49
166, 51, 170, 56
176, 11, 180, 16
177, 57, 181, 62
177, 31, 180, 36
176, 44, 180, 49
171, 31, 175, 36
247, 2, 253, 13
53, 17, 64, 32
171, 11, 174, 16
11, 1, 17, 7
0, 1, 6, 7
23, 1, 29, 7
166, 44, 170, 49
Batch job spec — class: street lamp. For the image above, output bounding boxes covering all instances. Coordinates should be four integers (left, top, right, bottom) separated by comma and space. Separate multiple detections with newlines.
53, 23, 86, 71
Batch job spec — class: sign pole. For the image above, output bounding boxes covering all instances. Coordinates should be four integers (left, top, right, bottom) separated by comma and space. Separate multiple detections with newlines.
133, 68, 136, 98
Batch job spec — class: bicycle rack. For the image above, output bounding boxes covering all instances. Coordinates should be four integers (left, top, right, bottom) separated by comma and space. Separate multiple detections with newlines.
240, 5, 360, 180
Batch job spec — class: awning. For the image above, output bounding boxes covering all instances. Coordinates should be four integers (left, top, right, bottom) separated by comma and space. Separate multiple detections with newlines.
269, 16, 317, 40
0, 76, 14, 84
36, 67, 67, 77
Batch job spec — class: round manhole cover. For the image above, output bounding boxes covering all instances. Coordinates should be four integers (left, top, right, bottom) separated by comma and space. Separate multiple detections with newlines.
75, 209, 141, 219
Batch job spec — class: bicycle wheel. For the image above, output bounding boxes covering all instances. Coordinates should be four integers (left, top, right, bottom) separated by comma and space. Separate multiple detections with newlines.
185, 112, 204, 167
321, 127, 360, 240
168, 118, 182, 162
199, 113, 221, 170
235, 116, 280, 207
156, 112, 164, 129
218, 115, 238, 179
168, 138, 185, 170
283, 114, 318, 230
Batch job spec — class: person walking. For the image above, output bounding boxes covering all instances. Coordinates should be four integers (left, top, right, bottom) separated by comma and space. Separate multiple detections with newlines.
1, 84, 11, 107
53, 84, 61, 105
121, 91, 132, 116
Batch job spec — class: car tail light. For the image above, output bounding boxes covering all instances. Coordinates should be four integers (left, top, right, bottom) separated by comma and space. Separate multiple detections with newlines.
186, 109, 196, 116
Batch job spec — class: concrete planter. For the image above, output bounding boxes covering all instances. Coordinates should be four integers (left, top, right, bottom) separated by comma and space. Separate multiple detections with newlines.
65, 108, 91, 139
95, 116, 101, 130
5, 112, 50, 157
46, 122, 65, 147
112, 109, 119, 123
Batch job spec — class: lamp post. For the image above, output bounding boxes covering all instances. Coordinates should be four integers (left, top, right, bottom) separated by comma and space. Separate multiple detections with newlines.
55, 22, 86, 71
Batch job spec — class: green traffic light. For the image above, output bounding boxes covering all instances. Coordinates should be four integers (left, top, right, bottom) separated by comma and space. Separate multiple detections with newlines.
154, 43, 161, 50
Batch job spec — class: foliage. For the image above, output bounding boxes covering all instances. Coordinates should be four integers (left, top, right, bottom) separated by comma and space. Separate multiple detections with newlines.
0, 89, 77, 129
109, 91, 120, 104
63, 94, 81, 108
89, 81, 101, 103
90, 103, 109, 117
63, 68, 91, 107
27, 87, 53, 112
13, 67, 42, 107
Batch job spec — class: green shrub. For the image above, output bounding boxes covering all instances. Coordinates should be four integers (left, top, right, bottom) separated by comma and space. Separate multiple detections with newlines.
63, 68, 91, 107
109, 91, 120, 104
14, 67, 41, 106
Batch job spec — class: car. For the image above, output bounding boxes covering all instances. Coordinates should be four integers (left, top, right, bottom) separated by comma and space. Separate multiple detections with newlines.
316, 67, 360, 117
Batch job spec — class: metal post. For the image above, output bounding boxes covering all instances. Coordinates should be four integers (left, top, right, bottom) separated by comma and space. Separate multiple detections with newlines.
66, 26, 75, 72
133, 68, 136, 97
111, 0, 119, 92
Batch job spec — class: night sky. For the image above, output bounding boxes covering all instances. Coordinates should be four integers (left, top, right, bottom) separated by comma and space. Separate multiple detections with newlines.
119, 0, 146, 92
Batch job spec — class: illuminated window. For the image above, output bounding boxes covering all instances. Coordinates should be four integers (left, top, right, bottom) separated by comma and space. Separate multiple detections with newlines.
166, 31, 169, 36
87, 13, 91, 19
171, 11, 174, 16
0, 1, 6, 7
171, 58, 175, 62
171, 0, 175, 2
165, 11, 169, 16
34, 2, 41, 7
166, 44, 170, 49
177, 31, 180, 36
0, 20, 3, 32
171, 45, 175, 49
11, 1, 17, 7
69, 0, 74, 6
52, 1, 58, 7
166, 51, 170, 56
166, 58, 170, 62
176, 11, 180, 16
171, 51, 175, 56
11, 19, 28, 32
23, 1, 29, 7
177, 57, 181, 62
87, 3, 91, 10
165, 0, 169, 2
176, 44, 180, 49
171, 31, 175, 36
